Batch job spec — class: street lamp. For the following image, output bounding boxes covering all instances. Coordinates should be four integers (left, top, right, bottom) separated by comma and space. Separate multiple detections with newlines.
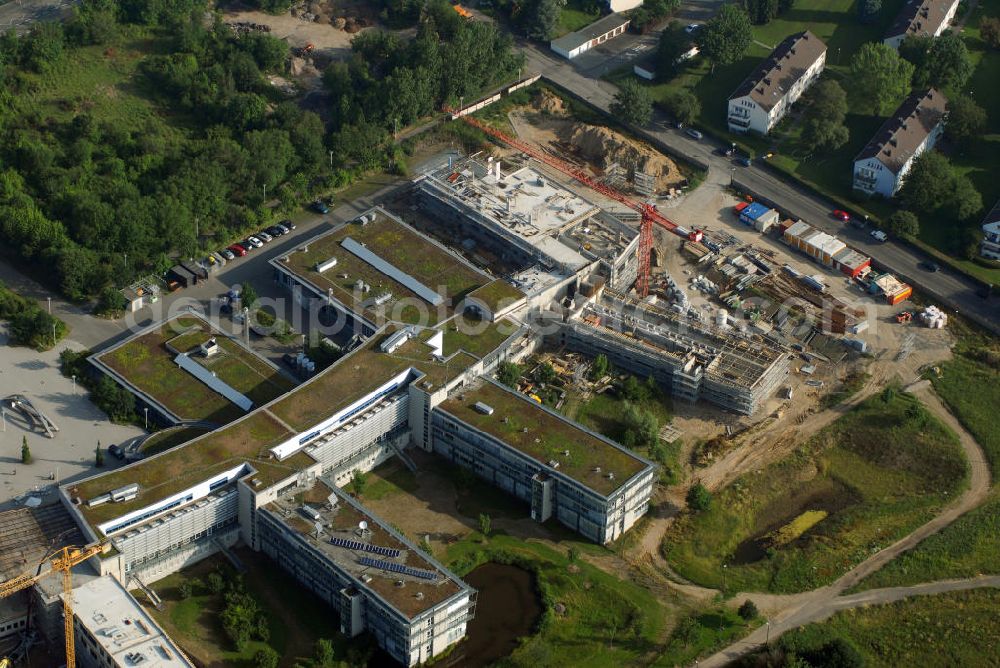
143, 407, 149, 430
730, 167, 736, 186
47, 297, 51, 314
71, 375, 76, 394
765, 620, 771, 646
722, 563, 728, 591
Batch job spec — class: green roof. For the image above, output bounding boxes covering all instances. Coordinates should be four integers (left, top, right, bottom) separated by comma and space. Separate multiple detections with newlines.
438, 381, 649, 495
94, 316, 295, 424
467, 280, 526, 313
439, 315, 521, 359
276, 211, 490, 326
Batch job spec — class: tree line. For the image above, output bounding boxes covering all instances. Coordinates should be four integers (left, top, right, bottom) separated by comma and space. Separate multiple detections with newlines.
0, 0, 522, 302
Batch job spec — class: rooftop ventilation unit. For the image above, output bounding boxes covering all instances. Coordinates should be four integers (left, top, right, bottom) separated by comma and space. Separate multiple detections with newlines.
110, 484, 139, 503
473, 402, 494, 415
316, 257, 338, 273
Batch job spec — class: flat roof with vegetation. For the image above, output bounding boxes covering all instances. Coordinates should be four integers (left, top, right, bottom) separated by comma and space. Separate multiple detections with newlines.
93, 315, 295, 424
438, 380, 650, 496
72, 325, 501, 529
275, 209, 508, 326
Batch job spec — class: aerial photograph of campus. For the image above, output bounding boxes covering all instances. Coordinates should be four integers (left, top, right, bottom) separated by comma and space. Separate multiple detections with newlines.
0, 0, 996, 666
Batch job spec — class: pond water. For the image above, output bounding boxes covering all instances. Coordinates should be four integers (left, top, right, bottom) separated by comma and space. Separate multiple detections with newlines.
442, 562, 543, 667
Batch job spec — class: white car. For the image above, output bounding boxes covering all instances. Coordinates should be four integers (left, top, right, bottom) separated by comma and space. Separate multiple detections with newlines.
246, 236, 264, 248
685, 23, 702, 34
870, 230, 888, 242
257, 231, 273, 243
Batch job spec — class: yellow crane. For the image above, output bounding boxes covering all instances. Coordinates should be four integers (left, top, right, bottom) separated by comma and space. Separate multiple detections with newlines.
0, 542, 109, 668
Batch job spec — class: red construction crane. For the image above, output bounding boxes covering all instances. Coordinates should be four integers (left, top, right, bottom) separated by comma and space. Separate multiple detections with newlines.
451, 111, 702, 296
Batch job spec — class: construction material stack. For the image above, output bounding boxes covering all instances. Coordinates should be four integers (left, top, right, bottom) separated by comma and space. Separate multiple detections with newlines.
918, 305, 948, 328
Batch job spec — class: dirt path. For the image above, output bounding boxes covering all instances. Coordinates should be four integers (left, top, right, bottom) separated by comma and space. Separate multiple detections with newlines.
697, 382, 993, 666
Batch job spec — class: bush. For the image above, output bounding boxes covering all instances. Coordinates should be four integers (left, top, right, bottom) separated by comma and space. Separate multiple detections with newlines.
496, 361, 522, 387
254, 647, 279, 668
738, 599, 759, 620
686, 483, 712, 511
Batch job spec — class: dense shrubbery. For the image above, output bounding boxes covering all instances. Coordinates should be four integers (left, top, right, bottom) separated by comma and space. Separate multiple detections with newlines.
0, 281, 68, 349
0, 0, 521, 301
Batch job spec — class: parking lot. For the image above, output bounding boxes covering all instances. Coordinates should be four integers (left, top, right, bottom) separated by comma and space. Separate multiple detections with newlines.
0, 326, 142, 511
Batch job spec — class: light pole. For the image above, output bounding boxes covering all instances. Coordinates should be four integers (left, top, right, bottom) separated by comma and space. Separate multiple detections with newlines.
722, 563, 728, 591
46, 297, 51, 314
765, 621, 771, 646
329, 150, 334, 169
730, 167, 736, 186
71, 375, 76, 394
143, 407, 149, 430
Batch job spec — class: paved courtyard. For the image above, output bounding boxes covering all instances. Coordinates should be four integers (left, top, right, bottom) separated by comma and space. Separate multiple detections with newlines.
0, 326, 143, 511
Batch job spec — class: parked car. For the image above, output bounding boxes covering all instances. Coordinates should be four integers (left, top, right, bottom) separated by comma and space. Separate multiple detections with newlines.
919, 260, 940, 272
685, 128, 703, 140
220, 248, 236, 261
246, 236, 263, 249
737, 156, 752, 167
108, 444, 125, 460
312, 200, 330, 214
228, 244, 248, 257
257, 231, 273, 243
832, 209, 850, 222
283, 220, 296, 231
267, 225, 285, 237
870, 229, 888, 242
685, 23, 702, 34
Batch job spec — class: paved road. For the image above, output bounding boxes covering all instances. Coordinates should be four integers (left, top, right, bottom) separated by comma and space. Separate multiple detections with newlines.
698, 380, 993, 666
515, 42, 999, 334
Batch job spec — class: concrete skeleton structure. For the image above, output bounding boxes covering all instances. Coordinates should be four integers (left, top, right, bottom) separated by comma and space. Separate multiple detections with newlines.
883, 0, 961, 48
727, 31, 826, 135
852, 89, 948, 198
550, 13, 631, 60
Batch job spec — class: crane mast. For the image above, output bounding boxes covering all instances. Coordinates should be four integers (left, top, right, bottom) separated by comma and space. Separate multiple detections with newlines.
451, 111, 702, 296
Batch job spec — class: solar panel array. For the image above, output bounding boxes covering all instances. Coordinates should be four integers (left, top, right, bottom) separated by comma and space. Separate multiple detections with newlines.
359, 556, 438, 581
329, 536, 401, 558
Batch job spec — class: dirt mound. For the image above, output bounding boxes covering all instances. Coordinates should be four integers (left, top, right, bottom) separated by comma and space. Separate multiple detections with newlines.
534, 89, 567, 115
566, 124, 685, 193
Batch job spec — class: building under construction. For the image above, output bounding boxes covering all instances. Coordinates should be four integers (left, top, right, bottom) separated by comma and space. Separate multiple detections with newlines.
557, 289, 789, 415
414, 155, 640, 305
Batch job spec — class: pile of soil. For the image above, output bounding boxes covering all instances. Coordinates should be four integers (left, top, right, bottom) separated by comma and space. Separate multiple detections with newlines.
566, 123, 685, 192
534, 89, 567, 115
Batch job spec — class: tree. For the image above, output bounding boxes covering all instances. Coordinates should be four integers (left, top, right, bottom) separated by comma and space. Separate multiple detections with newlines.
800, 79, 849, 152
848, 43, 914, 115
349, 470, 367, 497
655, 21, 693, 79
95, 441, 104, 467
950, 174, 983, 222
95, 285, 127, 317
589, 354, 610, 380
567, 546, 579, 563
178, 581, 193, 599
900, 151, 981, 220
620, 375, 645, 402
801, 638, 865, 668
207, 571, 226, 594
254, 647, 279, 668
610, 79, 654, 126
737, 599, 759, 621
662, 88, 701, 125
945, 95, 987, 145
314, 638, 337, 668
622, 403, 659, 448
686, 483, 712, 511
697, 5, 753, 69
536, 362, 556, 384
857, 0, 881, 23
496, 361, 521, 387
478, 513, 492, 537
523, 0, 566, 41
23, 21, 65, 74
982, 16, 1000, 49
922, 34, 973, 91
884, 211, 920, 238
742, 0, 778, 25
92, 375, 136, 422
898, 34, 932, 72
240, 282, 259, 311
21, 436, 31, 465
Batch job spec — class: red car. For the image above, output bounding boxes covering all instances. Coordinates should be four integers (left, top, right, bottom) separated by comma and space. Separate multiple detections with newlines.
228, 243, 248, 257
832, 209, 850, 222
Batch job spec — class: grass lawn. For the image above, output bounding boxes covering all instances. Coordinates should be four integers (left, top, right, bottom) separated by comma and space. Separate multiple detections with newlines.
663, 389, 968, 594
653, 606, 762, 667
778, 589, 1000, 666
555, 0, 603, 37
853, 327, 1000, 589
362, 461, 419, 501
147, 548, 352, 667
139, 426, 210, 457
445, 533, 669, 667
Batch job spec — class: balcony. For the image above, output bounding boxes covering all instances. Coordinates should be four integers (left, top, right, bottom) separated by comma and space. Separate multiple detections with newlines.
727, 115, 751, 129
853, 174, 878, 193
